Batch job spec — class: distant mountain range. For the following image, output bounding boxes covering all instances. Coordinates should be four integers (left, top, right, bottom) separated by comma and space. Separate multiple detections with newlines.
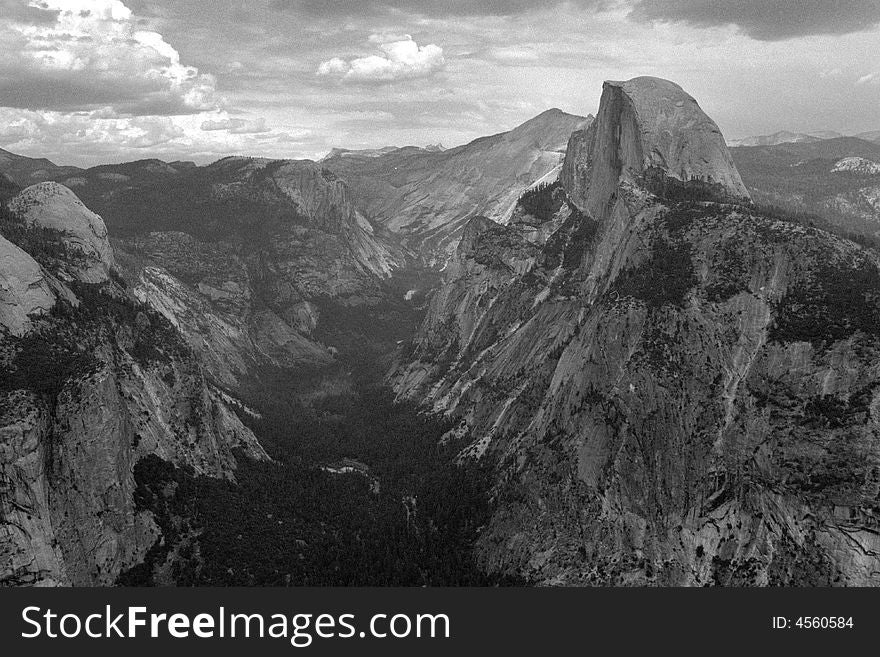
728, 129, 880, 147
321, 143, 446, 160
731, 136, 880, 240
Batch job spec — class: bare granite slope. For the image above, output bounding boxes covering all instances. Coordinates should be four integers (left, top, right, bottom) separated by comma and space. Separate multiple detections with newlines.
323, 109, 592, 262
1, 189, 268, 586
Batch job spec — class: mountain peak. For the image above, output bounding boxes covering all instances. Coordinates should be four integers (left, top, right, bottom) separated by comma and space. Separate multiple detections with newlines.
535, 107, 570, 119
606, 76, 749, 199
511, 108, 591, 136
563, 76, 749, 220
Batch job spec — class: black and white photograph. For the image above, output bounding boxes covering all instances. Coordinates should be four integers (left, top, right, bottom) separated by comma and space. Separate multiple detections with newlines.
1, 0, 879, 649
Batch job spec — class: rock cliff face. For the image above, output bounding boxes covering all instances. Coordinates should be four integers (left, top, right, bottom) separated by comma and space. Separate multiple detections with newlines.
562, 77, 750, 221
201, 158, 401, 288
1, 188, 267, 586
394, 77, 880, 585
0, 236, 56, 336
8, 157, 408, 387
9, 182, 114, 283
126, 260, 331, 388
72, 157, 401, 293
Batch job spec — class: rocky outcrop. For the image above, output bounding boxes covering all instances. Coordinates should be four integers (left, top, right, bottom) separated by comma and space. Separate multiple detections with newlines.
0, 236, 56, 336
129, 264, 330, 388
89, 158, 407, 384
562, 77, 750, 223
205, 157, 400, 287
112, 228, 334, 388
832, 157, 880, 175
1, 196, 268, 587
395, 77, 880, 585
62, 157, 405, 377
0, 391, 67, 586
398, 216, 540, 395
9, 182, 114, 283
1, 346, 267, 586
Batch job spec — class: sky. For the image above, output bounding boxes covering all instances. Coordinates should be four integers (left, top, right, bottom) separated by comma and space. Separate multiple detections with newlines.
0, 0, 878, 166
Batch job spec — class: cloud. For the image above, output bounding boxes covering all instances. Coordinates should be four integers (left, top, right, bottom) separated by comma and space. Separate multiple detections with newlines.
629, 0, 880, 41
318, 35, 445, 83
200, 116, 270, 133
0, 105, 319, 166
272, 0, 607, 18
0, 107, 185, 155
0, 0, 220, 114
483, 45, 542, 64
0, 0, 60, 22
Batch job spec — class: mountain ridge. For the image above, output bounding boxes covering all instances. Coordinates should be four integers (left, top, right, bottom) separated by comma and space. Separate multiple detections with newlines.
321, 108, 592, 262
728, 129, 880, 148
393, 76, 880, 585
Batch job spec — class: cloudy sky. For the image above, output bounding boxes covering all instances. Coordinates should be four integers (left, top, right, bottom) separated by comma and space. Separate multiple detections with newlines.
1, 0, 878, 166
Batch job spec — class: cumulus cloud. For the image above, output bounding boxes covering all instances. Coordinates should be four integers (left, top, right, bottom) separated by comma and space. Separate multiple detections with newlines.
629, 0, 880, 41
200, 116, 270, 134
0, 0, 220, 114
0, 107, 185, 157
0, 105, 317, 165
318, 35, 445, 83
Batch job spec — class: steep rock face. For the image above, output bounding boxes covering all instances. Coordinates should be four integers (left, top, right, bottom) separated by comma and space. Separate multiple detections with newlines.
1, 347, 266, 586
0, 152, 402, 292
69, 158, 403, 380
112, 229, 333, 388
1, 204, 268, 587
74, 157, 401, 295
0, 391, 67, 586
203, 158, 400, 288
9, 183, 114, 283
0, 236, 56, 336
400, 216, 540, 395
395, 77, 880, 585
323, 109, 591, 261
36, 157, 405, 386
562, 77, 750, 223
129, 263, 330, 388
